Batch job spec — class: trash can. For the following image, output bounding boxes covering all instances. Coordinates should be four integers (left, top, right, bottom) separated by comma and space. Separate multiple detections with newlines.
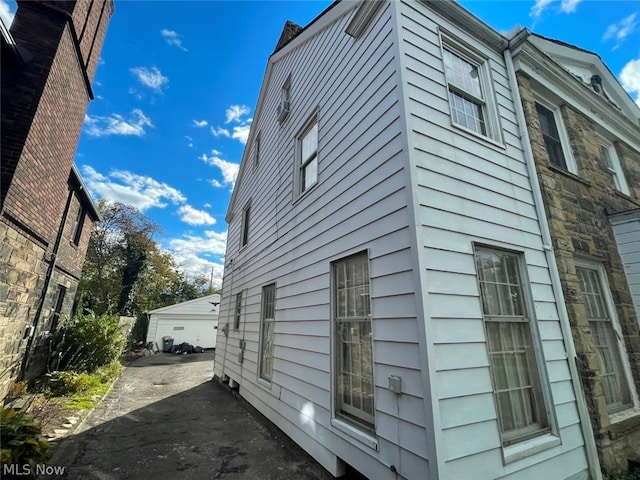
162, 336, 174, 353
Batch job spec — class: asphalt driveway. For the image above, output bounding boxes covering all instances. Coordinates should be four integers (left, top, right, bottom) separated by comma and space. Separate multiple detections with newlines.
48, 351, 333, 480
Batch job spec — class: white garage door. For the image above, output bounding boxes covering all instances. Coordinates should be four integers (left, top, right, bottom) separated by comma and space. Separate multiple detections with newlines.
155, 319, 218, 349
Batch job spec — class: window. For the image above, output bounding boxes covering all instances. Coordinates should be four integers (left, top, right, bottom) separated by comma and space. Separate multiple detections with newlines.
277, 77, 291, 122
535, 101, 575, 173
577, 265, 633, 413
297, 119, 318, 195
599, 140, 630, 195
475, 247, 549, 445
259, 284, 276, 382
443, 47, 487, 136
240, 204, 250, 248
49, 285, 66, 333
333, 252, 374, 430
70, 205, 85, 245
233, 292, 243, 330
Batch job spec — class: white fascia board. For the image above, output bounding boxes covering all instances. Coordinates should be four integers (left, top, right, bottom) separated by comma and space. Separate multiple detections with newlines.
423, 0, 508, 51
514, 44, 640, 153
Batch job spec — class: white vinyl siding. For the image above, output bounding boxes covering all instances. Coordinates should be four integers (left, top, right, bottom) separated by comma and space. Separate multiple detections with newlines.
610, 214, 640, 322
215, 3, 429, 478
398, 0, 587, 478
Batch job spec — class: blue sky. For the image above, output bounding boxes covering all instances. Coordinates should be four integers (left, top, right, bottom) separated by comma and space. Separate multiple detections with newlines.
1, 0, 639, 289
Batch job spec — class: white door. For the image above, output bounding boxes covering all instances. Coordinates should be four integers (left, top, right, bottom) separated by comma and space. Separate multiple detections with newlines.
155, 318, 218, 348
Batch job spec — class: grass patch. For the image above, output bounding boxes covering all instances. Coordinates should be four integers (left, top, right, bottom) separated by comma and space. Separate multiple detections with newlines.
33, 362, 122, 411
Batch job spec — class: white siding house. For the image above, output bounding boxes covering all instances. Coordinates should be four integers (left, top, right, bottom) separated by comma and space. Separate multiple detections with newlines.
214, 1, 599, 478
610, 210, 640, 325
147, 294, 220, 349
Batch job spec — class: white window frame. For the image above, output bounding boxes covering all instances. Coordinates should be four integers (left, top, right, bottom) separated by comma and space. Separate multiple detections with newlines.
598, 137, 630, 196
534, 97, 577, 174
294, 114, 319, 198
575, 260, 638, 418
332, 251, 375, 432
258, 283, 276, 382
474, 245, 556, 448
439, 33, 502, 143
277, 76, 291, 123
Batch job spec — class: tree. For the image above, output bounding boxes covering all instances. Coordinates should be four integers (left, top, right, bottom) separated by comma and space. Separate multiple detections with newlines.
79, 201, 210, 317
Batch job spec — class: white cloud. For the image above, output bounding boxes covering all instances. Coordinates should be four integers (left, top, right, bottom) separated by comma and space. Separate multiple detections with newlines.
530, 0, 555, 18
530, 0, 582, 18
0, 0, 14, 26
231, 124, 251, 144
193, 119, 208, 127
560, 0, 581, 13
168, 231, 228, 286
602, 13, 638, 44
620, 57, 640, 108
178, 205, 216, 226
210, 125, 250, 145
82, 165, 186, 211
84, 109, 153, 137
130, 66, 169, 92
210, 106, 252, 145
225, 105, 250, 123
160, 29, 187, 51
200, 152, 240, 188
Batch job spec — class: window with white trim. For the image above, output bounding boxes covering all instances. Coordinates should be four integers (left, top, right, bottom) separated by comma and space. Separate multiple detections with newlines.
333, 251, 374, 430
475, 246, 550, 445
440, 38, 500, 142
296, 117, 318, 196
259, 283, 276, 382
599, 139, 630, 195
535, 101, 576, 173
576, 264, 633, 413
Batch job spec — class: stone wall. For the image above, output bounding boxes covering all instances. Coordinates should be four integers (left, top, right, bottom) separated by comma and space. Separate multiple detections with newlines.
518, 71, 640, 473
0, 220, 46, 398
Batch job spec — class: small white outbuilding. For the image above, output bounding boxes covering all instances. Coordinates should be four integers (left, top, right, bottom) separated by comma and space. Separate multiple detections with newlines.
146, 294, 220, 350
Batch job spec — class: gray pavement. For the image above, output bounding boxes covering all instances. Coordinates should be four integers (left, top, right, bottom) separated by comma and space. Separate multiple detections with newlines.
47, 351, 334, 480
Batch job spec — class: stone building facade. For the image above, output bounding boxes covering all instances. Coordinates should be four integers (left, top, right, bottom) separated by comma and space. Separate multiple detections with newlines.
513, 33, 640, 473
0, 0, 113, 399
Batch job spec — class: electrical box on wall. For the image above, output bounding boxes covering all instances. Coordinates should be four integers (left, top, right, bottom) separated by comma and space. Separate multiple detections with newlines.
389, 375, 402, 394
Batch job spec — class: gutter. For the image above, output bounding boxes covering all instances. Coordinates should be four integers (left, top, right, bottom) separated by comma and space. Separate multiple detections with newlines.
503, 44, 603, 480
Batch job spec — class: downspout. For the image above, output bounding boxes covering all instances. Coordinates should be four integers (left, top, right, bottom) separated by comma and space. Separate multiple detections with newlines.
19, 185, 76, 379
503, 46, 602, 480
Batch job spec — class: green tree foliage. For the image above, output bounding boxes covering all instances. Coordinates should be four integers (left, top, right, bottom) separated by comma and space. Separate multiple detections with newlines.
52, 311, 127, 373
79, 201, 209, 317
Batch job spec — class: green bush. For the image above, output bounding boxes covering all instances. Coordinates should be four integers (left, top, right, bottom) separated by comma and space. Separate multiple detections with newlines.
52, 311, 127, 373
0, 407, 49, 468
40, 363, 122, 398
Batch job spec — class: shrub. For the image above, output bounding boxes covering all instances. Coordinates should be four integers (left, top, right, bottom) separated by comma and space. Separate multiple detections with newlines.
52, 311, 127, 373
0, 407, 49, 468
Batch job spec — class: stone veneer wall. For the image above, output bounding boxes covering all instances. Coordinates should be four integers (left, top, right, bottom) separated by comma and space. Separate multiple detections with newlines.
518, 71, 640, 473
0, 221, 46, 398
